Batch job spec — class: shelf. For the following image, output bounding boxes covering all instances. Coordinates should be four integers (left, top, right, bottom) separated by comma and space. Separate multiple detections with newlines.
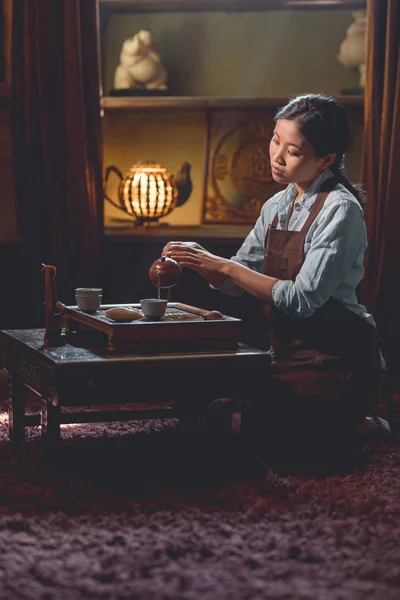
102, 95, 364, 113
104, 224, 254, 244
99, 1, 366, 12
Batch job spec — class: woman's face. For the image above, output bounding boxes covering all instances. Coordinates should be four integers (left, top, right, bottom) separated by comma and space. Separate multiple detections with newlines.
269, 118, 329, 189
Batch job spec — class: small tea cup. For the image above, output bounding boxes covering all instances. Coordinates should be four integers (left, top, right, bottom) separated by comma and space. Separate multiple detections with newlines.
75, 288, 103, 312
140, 298, 168, 320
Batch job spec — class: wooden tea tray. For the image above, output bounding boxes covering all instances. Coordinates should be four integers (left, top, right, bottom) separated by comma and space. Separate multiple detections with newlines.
57, 302, 241, 352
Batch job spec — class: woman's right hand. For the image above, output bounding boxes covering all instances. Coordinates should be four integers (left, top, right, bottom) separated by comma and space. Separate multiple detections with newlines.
162, 241, 227, 288
162, 241, 205, 256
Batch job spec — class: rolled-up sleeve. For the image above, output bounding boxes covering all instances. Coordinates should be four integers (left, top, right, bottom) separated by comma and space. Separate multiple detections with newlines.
272, 200, 365, 318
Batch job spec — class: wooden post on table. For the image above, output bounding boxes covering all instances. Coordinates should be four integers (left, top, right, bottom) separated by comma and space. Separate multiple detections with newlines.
41, 264, 62, 347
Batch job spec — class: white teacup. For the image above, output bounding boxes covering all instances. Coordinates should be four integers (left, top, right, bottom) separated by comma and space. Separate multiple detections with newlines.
140, 298, 168, 320
75, 288, 103, 312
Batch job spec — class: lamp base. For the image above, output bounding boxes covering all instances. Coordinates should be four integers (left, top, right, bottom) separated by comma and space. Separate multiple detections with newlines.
108, 217, 173, 228
140, 221, 171, 228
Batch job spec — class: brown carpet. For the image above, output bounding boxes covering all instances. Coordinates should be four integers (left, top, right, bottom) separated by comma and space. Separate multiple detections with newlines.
1, 399, 400, 600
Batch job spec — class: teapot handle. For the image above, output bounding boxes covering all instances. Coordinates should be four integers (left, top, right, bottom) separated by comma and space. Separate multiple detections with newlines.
103, 165, 127, 212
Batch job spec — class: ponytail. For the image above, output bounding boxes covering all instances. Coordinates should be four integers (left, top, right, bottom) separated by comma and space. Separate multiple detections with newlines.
322, 157, 366, 207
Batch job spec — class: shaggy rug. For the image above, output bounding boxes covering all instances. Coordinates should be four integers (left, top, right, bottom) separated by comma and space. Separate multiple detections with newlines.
1, 394, 400, 600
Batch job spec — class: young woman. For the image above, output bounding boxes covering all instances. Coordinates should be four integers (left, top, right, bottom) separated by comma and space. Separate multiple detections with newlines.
163, 94, 384, 455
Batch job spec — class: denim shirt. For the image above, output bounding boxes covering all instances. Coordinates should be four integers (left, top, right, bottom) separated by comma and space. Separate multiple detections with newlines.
218, 169, 375, 326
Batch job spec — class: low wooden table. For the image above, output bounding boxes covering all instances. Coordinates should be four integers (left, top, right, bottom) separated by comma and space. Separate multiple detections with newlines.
0, 329, 270, 443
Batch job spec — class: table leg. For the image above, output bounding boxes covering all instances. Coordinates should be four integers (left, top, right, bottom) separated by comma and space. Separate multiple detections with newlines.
8, 375, 26, 442
41, 397, 61, 442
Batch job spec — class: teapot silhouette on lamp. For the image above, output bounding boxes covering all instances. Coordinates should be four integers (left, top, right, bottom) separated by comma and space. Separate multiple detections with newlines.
104, 160, 192, 227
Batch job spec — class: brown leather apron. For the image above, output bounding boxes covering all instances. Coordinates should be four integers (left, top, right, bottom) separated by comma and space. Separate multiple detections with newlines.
264, 191, 381, 423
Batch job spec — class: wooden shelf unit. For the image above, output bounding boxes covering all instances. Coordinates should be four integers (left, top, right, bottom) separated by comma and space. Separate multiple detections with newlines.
102, 95, 364, 113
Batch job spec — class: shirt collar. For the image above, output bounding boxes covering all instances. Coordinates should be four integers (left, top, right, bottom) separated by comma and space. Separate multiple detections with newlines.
275, 169, 334, 213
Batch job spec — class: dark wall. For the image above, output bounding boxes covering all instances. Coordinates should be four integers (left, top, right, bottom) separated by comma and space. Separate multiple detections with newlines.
0, 243, 30, 330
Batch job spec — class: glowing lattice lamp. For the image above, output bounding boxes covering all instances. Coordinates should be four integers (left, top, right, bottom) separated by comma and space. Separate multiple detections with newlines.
104, 160, 192, 226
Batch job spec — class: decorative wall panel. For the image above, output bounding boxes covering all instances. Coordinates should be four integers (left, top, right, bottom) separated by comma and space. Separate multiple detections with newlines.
202, 110, 284, 224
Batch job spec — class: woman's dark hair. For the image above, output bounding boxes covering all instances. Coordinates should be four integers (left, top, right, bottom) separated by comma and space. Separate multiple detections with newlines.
275, 94, 365, 205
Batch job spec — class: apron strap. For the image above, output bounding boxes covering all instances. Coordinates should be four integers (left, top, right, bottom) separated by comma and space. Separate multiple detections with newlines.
297, 190, 330, 242
270, 189, 331, 238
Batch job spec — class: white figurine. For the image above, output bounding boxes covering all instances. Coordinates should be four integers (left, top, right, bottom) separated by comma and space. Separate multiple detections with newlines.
114, 30, 168, 91
337, 11, 367, 88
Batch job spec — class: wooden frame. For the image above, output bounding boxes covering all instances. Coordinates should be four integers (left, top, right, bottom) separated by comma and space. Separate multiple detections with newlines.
99, 0, 366, 226
0, 0, 12, 99
99, 0, 366, 11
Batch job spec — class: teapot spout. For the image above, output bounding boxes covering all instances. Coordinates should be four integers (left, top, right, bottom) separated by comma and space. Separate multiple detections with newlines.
175, 161, 193, 207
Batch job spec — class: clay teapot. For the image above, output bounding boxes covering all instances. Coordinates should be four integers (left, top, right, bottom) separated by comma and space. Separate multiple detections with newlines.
149, 256, 182, 288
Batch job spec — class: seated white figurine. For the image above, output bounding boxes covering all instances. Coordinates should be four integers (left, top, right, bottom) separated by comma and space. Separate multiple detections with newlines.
113, 30, 168, 91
